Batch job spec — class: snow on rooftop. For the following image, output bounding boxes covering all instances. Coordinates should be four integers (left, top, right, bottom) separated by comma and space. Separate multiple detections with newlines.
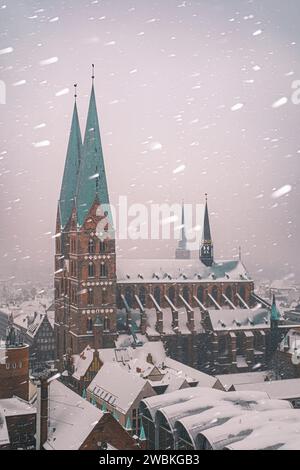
233, 378, 300, 400
175, 399, 291, 446
117, 259, 250, 283
199, 408, 300, 450
44, 379, 103, 450
0, 409, 9, 447
0, 397, 35, 417
216, 371, 271, 391
208, 308, 270, 331
88, 362, 153, 414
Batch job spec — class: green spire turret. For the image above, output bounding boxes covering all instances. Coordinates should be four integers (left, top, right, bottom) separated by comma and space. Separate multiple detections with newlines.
271, 294, 280, 323
58, 100, 82, 228
76, 80, 110, 226
200, 194, 214, 267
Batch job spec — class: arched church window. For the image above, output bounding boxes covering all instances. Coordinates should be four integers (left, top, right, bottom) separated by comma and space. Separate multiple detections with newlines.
100, 263, 107, 278
197, 286, 204, 303
125, 287, 133, 308
88, 239, 95, 254
104, 316, 110, 331
183, 286, 190, 303
211, 286, 218, 301
87, 289, 94, 306
239, 285, 246, 300
225, 286, 233, 301
139, 287, 146, 307
168, 286, 176, 304
88, 262, 95, 277
87, 318, 93, 332
154, 287, 161, 305
99, 240, 106, 253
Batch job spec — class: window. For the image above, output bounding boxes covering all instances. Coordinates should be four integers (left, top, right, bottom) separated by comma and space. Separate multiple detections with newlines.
225, 286, 233, 301
197, 286, 204, 303
183, 286, 190, 303
87, 318, 93, 332
88, 239, 95, 254
168, 286, 175, 304
154, 287, 161, 305
88, 262, 95, 277
88, 289, 94, 306
100, 263, 107, 278
100, 240, 106, 253
102, 289, 108, 304
139, 287, 146, 306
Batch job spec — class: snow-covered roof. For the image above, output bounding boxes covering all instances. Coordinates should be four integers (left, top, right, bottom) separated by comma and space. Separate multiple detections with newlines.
44, 379, 103, 450
279, 329, 300, 355
0, 397, 35, 417
117, 258, 251, 283
199, 408, 300, 450
72, 346, 116, 380
141, 387, 224, 421
225, 421, 300, 450
233, 378, 300, 400
88, 362, 154, 414
0, 409, 9, 447
216, 371, 270, 391
208, 307, 271, 331
175, 399, 291, 446
156, 389, 271, 431
163, 357, 219, 388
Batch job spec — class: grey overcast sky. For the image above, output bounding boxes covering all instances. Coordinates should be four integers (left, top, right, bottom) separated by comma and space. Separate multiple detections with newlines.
0, 0, 300, 284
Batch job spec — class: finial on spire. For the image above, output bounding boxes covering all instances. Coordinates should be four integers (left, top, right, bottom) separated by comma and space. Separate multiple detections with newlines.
239, 245, 242, 261
74, 83, 77, 101
92, 63, 95, 83
205, 193, 208, 202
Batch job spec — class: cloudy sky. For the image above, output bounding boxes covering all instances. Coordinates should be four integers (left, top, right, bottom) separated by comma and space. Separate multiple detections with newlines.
0, 0, 299, 284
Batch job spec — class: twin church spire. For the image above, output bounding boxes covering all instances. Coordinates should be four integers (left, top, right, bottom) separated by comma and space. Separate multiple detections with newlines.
176, 195, 214, 266
58, 66, 110, 229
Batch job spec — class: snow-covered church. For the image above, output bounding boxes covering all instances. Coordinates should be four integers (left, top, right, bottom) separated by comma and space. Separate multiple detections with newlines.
54, 76, 291, 375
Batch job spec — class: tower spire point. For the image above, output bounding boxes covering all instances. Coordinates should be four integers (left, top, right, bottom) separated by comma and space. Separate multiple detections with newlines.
92, 63, 95, 84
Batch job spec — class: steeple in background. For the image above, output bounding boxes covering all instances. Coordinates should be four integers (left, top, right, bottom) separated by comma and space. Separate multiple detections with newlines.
175, 201, 190, 259
200, 194, 214, 267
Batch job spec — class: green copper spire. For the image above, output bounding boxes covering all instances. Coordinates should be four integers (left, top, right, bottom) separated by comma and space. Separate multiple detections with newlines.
125, 416, 132, 431
59, 99, 82, 228
271, 294, 280, 322
139, 421, 146, 441
203, 194, 212, 242
76, 81, 110, 226
200, 194, 214, 266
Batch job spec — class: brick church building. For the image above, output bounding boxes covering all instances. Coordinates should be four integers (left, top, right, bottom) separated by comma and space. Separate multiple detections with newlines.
55, 75, 286, 374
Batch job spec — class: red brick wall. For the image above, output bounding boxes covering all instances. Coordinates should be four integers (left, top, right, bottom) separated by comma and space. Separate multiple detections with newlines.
0, 345, 29, 401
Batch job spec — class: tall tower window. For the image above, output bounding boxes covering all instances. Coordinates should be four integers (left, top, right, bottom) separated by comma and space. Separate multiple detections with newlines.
168, 286, 176, 304
197, 286, 204, 303
87, 318, 93, 332
183, 286, 190, 303
100, 263, 107, 278
154, 287, 161, 305
88, 262, 95, 277
88, 239, 95, 254
99, 240, 106, 253
87, 289, 94, 306
102, 289, 108, 304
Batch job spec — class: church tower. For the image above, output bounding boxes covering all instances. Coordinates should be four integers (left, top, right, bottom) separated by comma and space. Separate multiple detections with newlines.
54, 71, 117, 364
200, 194, 214, 267
175, 202, 191, 259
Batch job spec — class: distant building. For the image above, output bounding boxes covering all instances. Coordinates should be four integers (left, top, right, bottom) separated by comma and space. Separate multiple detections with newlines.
0, 325, 30, 401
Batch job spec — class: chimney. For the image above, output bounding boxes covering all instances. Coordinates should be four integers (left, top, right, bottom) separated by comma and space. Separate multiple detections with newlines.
36, 377, 49, 450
